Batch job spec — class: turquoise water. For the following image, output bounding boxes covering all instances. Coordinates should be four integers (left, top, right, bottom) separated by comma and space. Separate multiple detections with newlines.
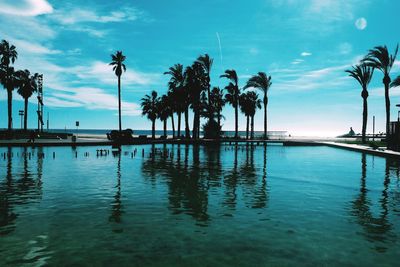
0, 144, 399, 266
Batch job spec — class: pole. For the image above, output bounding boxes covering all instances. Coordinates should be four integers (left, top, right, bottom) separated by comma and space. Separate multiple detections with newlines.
373, 115, 375, 142
47, 112, 49, 131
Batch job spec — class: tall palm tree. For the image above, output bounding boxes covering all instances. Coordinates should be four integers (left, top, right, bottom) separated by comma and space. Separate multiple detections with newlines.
141, 91, 159, 139
362, 45, 398, 134
0, 67, 20, 130
220, 69, 240, 138
109, 51, 126, 132
186, 63, 205, 140
164, 64, 184, 138
244, 72, 272, 139
167, 91, 176, 138
345, 64, 374, 144
210, 87, 225, 131
239, 91, 262, 139
196, 54, 213, 120
17, 70, 39, 131
239, 93, 251, 139
157, 94, 171, 138
0, 40, 18, 131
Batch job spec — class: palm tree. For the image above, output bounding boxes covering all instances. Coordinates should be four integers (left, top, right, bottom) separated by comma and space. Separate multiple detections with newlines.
0, 67, 20, 130
362, 45, 398, 134
239, 93, 251, 139
157, 94, 171, 138
164, 64, 184, 138
167, 91, 176, 138
0, 40, 18, 131
17, 70, 39, 131
220, 69, 240, 138
210, 87, 225, 131
391, 75, 400, 88
345, 64, 374, 144
239, 91, 262, 139
186, 63, 205, 139
109, 51, 126, 132
141, 91, 159, 139
244, 72, 272, 139
196, 54, 213, 120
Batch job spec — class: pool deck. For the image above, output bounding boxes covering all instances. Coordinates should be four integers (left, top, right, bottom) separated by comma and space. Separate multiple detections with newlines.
1, 138, 399, 159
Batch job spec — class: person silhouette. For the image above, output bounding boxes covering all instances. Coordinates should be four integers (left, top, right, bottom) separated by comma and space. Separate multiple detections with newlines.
349, 127, 355, 136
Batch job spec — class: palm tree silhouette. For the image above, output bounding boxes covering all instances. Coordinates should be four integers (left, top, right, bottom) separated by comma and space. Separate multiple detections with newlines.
0, 67, 19, 131
210, 87, 226, 131
239, 91, 262, 139
244, 72, 272, 139
17, 70, 39, 131
0, 40, 18, 131
391, 75, 400, 88
345, 64, 374, 144
109, 51, 126, 132
220, 70, 240, 138
362, 45, 398, 134
157, 94, 171, 137
196, 54, 213, 120
186, 63, 205, 139
141, 90, 159, 139
164, 64, 184, 138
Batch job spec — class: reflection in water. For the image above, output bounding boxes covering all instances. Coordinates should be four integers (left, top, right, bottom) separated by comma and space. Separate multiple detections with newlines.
0, 148, 43, 236
142, 144, 269, 224
351, 154, 396, 252
109, 151, 124, 232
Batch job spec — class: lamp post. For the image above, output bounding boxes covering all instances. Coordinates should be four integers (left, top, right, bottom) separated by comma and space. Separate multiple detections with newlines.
19, 110, 24, 129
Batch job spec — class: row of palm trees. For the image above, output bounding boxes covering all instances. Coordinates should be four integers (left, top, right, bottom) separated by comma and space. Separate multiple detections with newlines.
346, 44, 400, 144
0, 39, 40, 131
138, 54, 273, 140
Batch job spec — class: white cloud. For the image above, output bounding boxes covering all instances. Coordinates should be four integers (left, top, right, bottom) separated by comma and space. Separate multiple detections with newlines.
9, 38, 61, 55
291, 59, 304, 65
355, 17, 367, 30
52, 7, 141, 25
48, 85, 141, 116
71, 61, 159, 86
339, 42, 353, 55
0, 0, 53, 16
301, 52, 312, 57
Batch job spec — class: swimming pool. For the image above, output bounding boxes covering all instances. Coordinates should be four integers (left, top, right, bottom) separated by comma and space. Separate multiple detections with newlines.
1, 144, 399, 266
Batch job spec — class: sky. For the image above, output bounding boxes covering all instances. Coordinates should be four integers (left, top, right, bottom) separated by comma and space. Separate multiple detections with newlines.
0, 0, 399, 136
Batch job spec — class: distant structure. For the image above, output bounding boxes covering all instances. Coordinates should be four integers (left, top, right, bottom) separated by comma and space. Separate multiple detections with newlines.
388, 123, 400, 152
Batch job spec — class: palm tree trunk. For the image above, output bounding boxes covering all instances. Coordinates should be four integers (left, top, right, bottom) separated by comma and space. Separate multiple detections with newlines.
118, 75, 122, 132
7, 88, 12, 131
152, 119, 155, 139
163, 119, 167, 137
246, 115, 249, 140
177, 112, 181, 138
217, 110, 221, 131
185, 107, 190, 139
24, 98, 28, 131
362, 95, 368, 144
251, 115, 254, 139
383, 76, 390, 135
171, 114, 175, 138
235, 105, 238, 139
264, 96, 268, 140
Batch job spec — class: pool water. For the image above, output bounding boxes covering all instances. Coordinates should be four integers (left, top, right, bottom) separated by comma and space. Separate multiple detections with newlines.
1, 144, 399, 266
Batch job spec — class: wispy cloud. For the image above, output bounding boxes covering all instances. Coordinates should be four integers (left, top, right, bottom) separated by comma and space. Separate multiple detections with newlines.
301, 52, 312, 57
0, 0, 53, 16
291, 59, 304, 65
51, 6, 142, 25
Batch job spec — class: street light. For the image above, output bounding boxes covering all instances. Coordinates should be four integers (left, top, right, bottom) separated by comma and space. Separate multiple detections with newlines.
19, 110, 24, 129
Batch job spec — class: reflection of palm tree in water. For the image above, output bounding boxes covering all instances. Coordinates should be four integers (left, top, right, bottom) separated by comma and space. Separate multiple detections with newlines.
351, 154, 395, 252
0, 147, 17, 235
252, 145, 268, 209
0, 147, 43, 236
109, 152, 123, 231
223, 145, 239, 210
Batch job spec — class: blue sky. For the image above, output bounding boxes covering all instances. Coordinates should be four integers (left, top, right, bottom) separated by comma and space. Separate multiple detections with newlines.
0, 0, 399, 136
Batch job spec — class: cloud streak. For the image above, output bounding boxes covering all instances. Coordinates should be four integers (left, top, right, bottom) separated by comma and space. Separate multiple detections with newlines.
0, 0, 53, 16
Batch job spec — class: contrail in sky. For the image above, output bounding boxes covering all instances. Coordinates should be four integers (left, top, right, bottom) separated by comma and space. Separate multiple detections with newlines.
216, 32, 223, 72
